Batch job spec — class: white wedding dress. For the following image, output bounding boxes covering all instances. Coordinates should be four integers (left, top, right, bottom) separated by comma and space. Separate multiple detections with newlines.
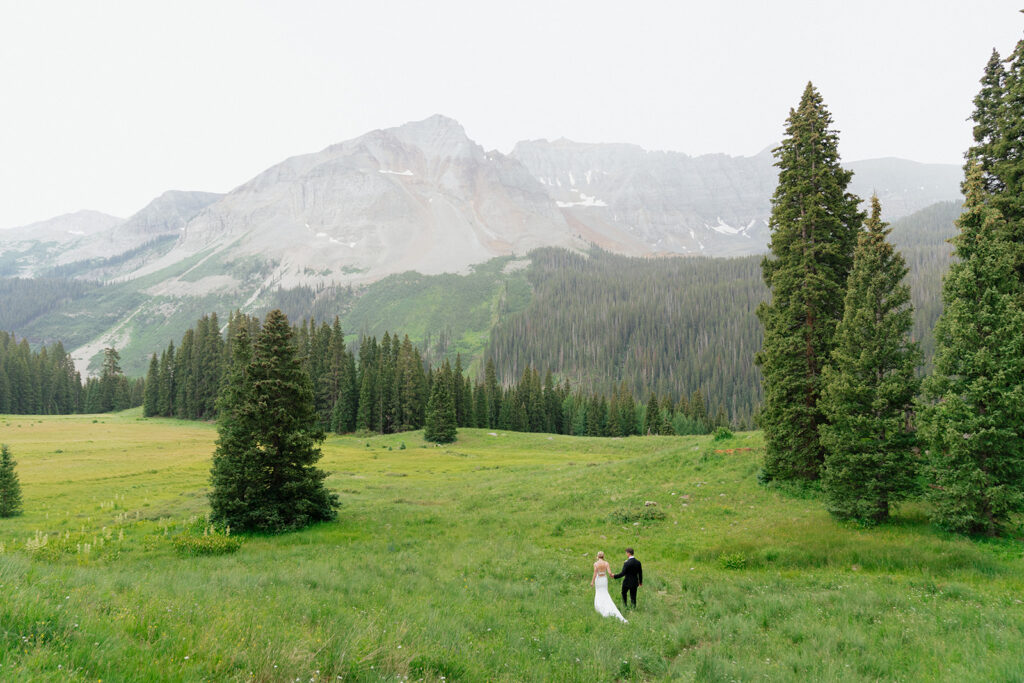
594, 571, 627, 623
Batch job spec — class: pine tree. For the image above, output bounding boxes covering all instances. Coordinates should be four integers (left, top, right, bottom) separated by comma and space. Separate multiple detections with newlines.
99, 347, 129, 412
332, 351, 358, 433
209, 310, 339, 533
689, 389, 707, 429
819, 197, 922, 523
643, 394, 662, 435
474, 380, 488, 431
992, 37, 1024, 251
424, 366, 457, 443
756, 82, 864, 482
0, 444, 23, 517
484, 358, 501, 428
143, 353, 159, 417
659, 395, 676, 435
157, 342, 175, 417
967, 50, 1006, 190
918, 163, 1024, 535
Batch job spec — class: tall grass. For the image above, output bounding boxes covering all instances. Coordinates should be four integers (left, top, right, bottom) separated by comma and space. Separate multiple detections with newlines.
0, 410, 1021, 680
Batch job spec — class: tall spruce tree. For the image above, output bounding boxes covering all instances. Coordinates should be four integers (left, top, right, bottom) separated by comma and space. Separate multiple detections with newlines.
918, 164, 1024, 535
424, 365, 457, 444
0, 444, 23, 517
643, 394, 662, 435
756, 82, 864, 481
819, 197, 922, 523
143, 353, 159, 417
209, 310, 338, 533
967, 50, 1006, 190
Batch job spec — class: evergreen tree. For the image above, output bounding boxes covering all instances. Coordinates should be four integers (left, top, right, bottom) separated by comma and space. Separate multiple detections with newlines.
424, 365, 457, 443
463, 375, 476, 428
174, 330, 194, 419
0, 444, 22, 517
967, 37, 1024, 281
659, 395, 676, 435
643, 394, 662, 435
542, 370, 563, 434
332, 350, 358, 433
689, 389, 707, 429
157, 342, 175, 417
919, 164, 1024, 535
967, 50, 1006, 190
819, 197, 922, 523
453, 354, 466, 426
143, 353, 159, 417
355, 336, 379, 432
756, 82, 863, 482
484, 358, 501, 429
209, 310, 338, 533
474, 379, 488, 430
99, 347, 130, 412
614, 381, 637, 436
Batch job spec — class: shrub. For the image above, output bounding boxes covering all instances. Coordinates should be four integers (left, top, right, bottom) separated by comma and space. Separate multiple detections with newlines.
172, 524, 241, 557
719, 552, 748, 569
712, 426, 734, 441
608, 506, 666, 524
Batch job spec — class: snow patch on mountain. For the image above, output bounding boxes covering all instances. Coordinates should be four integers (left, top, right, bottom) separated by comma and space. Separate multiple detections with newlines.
556, 191, 608, 208
708, 218, 742, 235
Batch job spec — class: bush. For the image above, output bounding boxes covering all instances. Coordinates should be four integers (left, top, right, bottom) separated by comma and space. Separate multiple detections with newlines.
712, 426, 734, 441
172, 524, 241, 557
719, 552, 747, 569
608, 506, 666, 524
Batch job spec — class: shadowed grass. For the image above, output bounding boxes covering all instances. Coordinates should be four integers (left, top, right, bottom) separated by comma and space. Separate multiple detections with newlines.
0, 411, 1021, 680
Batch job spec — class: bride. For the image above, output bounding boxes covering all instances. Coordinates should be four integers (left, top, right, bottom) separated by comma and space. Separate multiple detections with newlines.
591, 551, 627, 623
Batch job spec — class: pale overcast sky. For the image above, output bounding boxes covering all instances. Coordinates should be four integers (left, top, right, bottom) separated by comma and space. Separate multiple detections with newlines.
1, 1, 1022, 229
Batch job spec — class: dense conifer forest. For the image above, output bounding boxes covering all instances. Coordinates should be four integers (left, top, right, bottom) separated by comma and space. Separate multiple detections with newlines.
0, 277, 100, 331
486, 248, 765, 425
142, 310, 722, 437
0, 332, 143, 414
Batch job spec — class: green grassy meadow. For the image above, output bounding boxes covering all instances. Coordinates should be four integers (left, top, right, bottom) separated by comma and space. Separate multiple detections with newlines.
0, 410, 1022, 681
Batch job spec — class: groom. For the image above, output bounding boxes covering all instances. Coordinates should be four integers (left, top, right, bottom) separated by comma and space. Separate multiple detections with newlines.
613, 547, 643, 609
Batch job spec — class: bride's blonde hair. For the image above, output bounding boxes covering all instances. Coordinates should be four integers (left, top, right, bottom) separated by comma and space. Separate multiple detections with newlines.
597, 551, 604, 559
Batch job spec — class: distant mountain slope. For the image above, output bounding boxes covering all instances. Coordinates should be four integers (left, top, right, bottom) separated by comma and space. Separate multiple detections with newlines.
511, 140, 962, 257
0, 209, 123, 243
0, 210, 123, 277
847, 158, 962, 219
0, 192, 223, 278
511, 139, 776, 256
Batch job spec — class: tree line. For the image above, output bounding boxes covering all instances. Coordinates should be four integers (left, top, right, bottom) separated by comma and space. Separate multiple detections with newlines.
142, 309, 727, 438
0, 332, 143, 415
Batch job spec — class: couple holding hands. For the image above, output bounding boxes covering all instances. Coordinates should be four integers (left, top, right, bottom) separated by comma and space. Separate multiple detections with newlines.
590, 548, 642, 623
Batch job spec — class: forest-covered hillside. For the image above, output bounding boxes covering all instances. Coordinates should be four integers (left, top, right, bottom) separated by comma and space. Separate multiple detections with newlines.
0, 200, 959, 423
484, 201, 959, 424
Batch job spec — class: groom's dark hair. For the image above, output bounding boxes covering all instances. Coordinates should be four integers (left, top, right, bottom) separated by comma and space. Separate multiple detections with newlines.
626, 547, 634, 555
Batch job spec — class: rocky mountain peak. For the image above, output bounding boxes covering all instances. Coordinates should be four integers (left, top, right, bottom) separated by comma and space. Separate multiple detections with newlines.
1, 210, 124, 243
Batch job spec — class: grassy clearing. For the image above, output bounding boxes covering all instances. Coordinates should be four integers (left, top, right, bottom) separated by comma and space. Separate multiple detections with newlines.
0, 410, 1022, 681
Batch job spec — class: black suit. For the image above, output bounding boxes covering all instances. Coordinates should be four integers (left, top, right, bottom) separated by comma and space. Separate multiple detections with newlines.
613, 556, 642, 608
